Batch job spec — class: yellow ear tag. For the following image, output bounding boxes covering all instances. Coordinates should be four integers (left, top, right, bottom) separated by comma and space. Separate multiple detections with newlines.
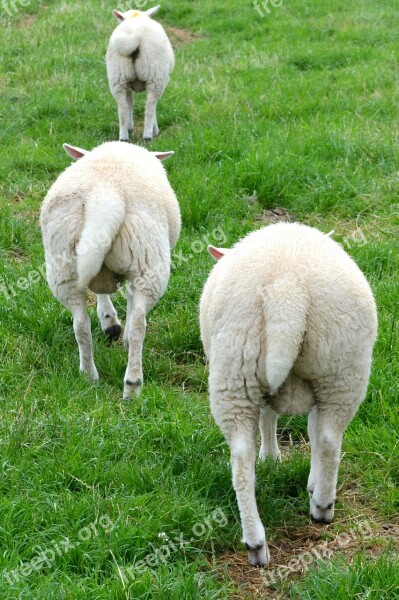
128, 10, 141, 18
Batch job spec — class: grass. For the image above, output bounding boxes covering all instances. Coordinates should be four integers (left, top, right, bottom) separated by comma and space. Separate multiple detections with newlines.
0, 0, 398, 597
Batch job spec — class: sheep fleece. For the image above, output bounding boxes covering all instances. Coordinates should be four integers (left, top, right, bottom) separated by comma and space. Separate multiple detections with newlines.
200, 223, 377, 421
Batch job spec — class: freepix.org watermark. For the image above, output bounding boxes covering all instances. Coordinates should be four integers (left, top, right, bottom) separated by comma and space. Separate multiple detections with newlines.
253, 0, 283, 18
1, 0, 31, 18
261, 519, 373, 587
2, 514, 114, 586
117, 507, 228, 583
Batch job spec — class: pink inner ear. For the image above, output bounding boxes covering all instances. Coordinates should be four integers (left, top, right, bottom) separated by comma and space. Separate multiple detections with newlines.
63, 144, 87, 160
113, 9, 124, 21
208, 245, 225, 260
154, 151, 174, 161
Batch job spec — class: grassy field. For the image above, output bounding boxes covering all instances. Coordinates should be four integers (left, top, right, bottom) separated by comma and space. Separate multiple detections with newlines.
0, 0, 398, 598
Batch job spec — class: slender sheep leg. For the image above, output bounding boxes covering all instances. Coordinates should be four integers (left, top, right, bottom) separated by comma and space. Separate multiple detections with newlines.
122, 287, 134, 346
123, 291, 153, 399
96, 294, 122, 341
309, 377, 365, 524
127, 92, 134, 134
229, 423, 270, 567
152, 111, 159, 138
114, 87, 132, 142
143, 88, 161, 141
309, 406, 345, 524
259, 405, 280, 461
67, 295, 99, 381
307, 405, 319, 495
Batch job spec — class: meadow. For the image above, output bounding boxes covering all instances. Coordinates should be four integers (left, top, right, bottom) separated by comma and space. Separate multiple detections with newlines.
0, 0, 398, 597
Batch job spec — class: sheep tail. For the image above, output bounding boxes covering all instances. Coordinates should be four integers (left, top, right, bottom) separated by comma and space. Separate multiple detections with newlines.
263, 277, 308, 394
113, 31, 140, 58
76, 184, 125, 290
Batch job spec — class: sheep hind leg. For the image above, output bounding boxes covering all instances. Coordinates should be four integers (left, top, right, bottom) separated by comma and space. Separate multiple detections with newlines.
127, 92, 134, 135
307, 405, 319, 496
307, 389, 363, 527
143, 88, 161, 141
114, 87, 132, 142
67, 294, 99, 382
259, 405, 280, 461
97, 294, 121, 341
220, 409, 269, 566
231, 426, 269, 566
308, 405, 345, 524
123, 291, 153, 399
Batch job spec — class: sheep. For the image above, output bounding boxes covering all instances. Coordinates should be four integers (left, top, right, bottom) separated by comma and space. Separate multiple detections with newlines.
40, 141, 181, 399
199, 223, 377, 567
106, 5, 174, 142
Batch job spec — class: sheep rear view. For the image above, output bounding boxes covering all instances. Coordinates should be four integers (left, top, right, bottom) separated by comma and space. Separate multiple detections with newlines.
106, 5, 174, 142
40, 141, 181, 399
199, 223, 377, 567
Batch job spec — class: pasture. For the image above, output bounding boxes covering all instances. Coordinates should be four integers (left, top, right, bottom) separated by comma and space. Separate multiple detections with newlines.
0, 0, 398, 597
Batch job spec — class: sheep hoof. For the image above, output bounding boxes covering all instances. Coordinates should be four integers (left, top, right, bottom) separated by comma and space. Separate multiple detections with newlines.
79, 365, 100, 383
245, 542, 270, 567
119, 138, 130, 143
310, 498, 335, 524
104, 323, 122, 341
311, 514, 333, 525
143, 137, 152, 142
123, 378, 142, 400
258, 450, 281, 462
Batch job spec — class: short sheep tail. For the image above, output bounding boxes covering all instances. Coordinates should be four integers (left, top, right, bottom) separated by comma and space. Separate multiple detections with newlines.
113, 31, 140, 58
264, 277, 309, 395
76, 184, 125, 290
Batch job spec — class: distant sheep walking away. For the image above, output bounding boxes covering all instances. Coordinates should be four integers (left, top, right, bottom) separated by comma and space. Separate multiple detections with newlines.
199, 223, 377, 567
40, 141, 181, 399
106, 5, 174, 142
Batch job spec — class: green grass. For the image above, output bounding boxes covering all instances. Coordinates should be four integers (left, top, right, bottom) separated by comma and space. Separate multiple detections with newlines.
290, 553, 399, 599
0, 0, 398, 597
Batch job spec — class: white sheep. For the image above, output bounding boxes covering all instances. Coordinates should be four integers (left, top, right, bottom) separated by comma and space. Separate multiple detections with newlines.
106, 5, 174, 142
199, 223, 377, 567
40, 141, 181, 399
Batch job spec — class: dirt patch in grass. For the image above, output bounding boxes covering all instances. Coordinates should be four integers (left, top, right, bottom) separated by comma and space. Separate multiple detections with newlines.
213, 518, 399, 599
165, 26, 201, 47
255, 206, 293, 225
16, 15, 36, 29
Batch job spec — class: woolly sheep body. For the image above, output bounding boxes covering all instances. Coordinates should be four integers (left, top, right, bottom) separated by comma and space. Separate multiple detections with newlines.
40, 141, 181, 399
106, 6, 174, 141
199, 223, 377, 567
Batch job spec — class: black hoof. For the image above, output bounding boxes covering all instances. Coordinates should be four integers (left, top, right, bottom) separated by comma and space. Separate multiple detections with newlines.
104, 324, 122, 341
311, 515, 333, 524
143, 137, 152, 142
245, 543, 268, 568
120, 139, 130, 143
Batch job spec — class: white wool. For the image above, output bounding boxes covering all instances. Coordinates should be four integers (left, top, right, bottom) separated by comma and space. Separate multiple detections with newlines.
199, 223, 377, 567
75, 183, 126, 290
106, 7, 174, 141
40, 141, 181, 399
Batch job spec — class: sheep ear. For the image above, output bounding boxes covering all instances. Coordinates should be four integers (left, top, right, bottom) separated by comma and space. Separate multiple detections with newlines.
63, 144, 88, 160
208, 245, 228, 261
152, 150, 174, 161
113, 9, 125, 21
146, 5, 160, 17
